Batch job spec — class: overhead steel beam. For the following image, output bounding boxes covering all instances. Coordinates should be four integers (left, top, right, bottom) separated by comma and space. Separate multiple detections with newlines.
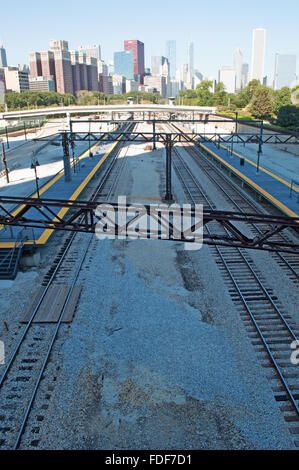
34, 131, 299, 145
0, 196, 298, 254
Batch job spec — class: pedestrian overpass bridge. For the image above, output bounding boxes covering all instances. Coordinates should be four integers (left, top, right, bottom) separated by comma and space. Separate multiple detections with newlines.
0, 104, 217, 121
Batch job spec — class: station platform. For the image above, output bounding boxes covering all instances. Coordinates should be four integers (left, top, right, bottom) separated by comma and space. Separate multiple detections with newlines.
0, 137, 120, 248
198, 140, 299, 218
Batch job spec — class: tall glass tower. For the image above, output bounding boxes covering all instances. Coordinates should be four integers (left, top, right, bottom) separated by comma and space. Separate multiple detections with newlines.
124, 40, 145, 84
114, 51, 134, 80
233, 48, 243, 90
251, 28, 266, 83
165, 40, 176, 79
0, 45, 7, 68
274, 53, 297, 90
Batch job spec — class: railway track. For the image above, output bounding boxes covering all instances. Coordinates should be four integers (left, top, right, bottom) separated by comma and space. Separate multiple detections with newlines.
171, 143, 299, 447
0, 121, 134, 450
169, 122, 299, 282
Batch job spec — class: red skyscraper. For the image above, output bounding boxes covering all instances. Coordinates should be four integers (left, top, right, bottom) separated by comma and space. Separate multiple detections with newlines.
124, 40, 145, 84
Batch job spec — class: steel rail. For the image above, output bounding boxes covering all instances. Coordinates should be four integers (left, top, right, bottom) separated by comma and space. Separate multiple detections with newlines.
13, 122, 135, 449
0, 121, 135, 449
171, 145, 299, 419
169, 122, 299, 279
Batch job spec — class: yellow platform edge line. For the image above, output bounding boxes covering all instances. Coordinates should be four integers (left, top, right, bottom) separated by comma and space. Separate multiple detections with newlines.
0, 137, 120, 248
217, 141, 299, 193
200, 142, 299, 219
175, 119, 298, 193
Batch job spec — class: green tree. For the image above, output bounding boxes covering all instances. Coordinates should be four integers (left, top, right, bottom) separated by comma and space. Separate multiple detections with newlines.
213, 82, 227, 106
234, 88, 251, 108
249, 85, 274, 118
196, 80, 213, 91
273, 87, 292, 114
277, 105, 299, 128
194, 81, 213, 106
245, 79, 261, 102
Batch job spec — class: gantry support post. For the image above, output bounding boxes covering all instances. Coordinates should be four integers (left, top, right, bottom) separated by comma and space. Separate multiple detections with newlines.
257, 120, 264, 173
69, 120, 76, 174
62, 133, 72, 182
164, 134, 174, 202
5, 127, 9, 149
153, 118, 156, 150
1, 140, 9, 183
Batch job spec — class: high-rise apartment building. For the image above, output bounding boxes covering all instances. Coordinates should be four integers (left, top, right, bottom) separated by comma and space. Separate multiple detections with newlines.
241, 63, 249, 88
86, 56, 98, 91
40, 51, 55, 83
274, 53, 297, 90
114, 51, 134, 80
30, 40, 75, 94
70, 51, 81, 93
4, 67, 29, 92
233, 48, 243, 90
218, 66, 236, 93
112, 74, 126, 95
165, 40, 176, 79
99, 74, 113, 94
53, 49, 73, 94
144, 75, 167, 98
78, 52, 88, 91
124, 40, 145, 84
29, 76, 55, 92
98, 60, 108, 76
50, 40, 69, 52
251, 28, 266, 83
0, 45, 8, 68
29, 52, 42, 78
0, 68, 6, 105
151, 56, 169, 77
77, 45, 101, 61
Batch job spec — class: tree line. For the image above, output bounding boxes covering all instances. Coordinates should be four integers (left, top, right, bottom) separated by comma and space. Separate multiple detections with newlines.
3, 91, 77, 110
178, 80, 299, 130
2, 84, 299, 130
1, 90, 161, 112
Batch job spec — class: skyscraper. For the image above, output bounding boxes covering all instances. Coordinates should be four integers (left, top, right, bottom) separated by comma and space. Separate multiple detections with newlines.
40, 51, 56, 84
151, 56, 169, 77
241, 63, 249, 88
251, 28, 266, 83
0, 68, 6, 105
218, 67, 236, 93
49, 40, 73, 94
0, 45, 7, 68
187, 42, 194, 77
77, 45, 101, 61
274, 53, 297, 90
124, 40, 145, 84
233, 48, 243, 90
49, 40, 69, 52
114, 51, 134, 80
165, 40, 176, 79
29, 52, 42, 78
53, 49, 73, 94
4, 67, 29, 92
70, 51, 81, 93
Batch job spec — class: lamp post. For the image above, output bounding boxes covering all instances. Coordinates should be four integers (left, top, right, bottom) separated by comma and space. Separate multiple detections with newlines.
31, 152, 40, 198
1, 139, 9, 183
257, 117, 264, 174
5, 126, 9, 149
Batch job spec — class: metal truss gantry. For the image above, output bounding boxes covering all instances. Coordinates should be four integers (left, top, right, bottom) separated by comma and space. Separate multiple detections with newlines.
54, 117, 298, 202
0, 196, 298, 254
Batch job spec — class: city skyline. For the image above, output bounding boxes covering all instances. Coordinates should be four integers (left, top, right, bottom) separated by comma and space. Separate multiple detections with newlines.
1, 0, 298, 83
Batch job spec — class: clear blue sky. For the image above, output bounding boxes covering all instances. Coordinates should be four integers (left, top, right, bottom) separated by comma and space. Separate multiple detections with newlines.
1, 0, 298, 82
